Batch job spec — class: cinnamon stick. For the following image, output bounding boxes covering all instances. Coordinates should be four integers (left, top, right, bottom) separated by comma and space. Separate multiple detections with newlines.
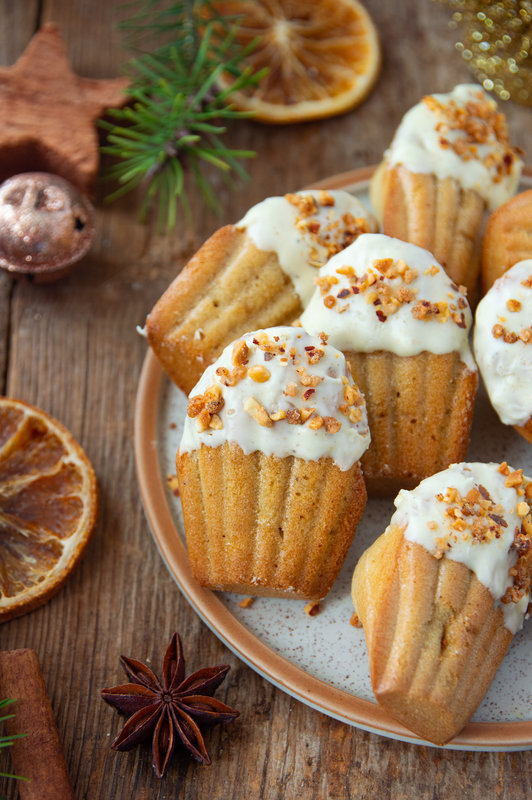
0, 649, 76, 800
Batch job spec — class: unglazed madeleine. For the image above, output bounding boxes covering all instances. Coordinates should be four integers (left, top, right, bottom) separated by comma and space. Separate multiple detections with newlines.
352, 462, 532, 745
146, 190, 377, 396
474, 259, 532, 443
177, 326, 370, 600
370, 84, 522, 301
482, 189, 532, 293
300, 233, 477, 495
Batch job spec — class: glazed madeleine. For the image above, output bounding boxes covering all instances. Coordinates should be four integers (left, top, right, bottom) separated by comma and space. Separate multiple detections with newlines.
301, 233, 477, 495
474, 258, 532, 443
146, 190, 376, 395
352, 461, 532, 745
370, 84, 523, 300
177, 326, 370, 600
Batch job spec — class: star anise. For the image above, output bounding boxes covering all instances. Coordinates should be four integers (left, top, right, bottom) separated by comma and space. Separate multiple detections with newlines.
101, 633, 239, 777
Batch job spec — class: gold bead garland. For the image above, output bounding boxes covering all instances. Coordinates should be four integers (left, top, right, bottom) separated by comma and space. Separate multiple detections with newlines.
436, 0, 532, 106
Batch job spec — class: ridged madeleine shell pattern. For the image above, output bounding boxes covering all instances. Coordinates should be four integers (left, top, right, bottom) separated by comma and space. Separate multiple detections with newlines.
146, 226, 302, 396
381, 165, 486, 300
177, 442, 367, 600
482, 189, 532, 293
352, 524, 514, 745
344, 350, 478, 495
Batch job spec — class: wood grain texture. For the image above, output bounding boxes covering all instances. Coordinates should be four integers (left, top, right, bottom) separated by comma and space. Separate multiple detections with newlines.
1, 1, 531, 798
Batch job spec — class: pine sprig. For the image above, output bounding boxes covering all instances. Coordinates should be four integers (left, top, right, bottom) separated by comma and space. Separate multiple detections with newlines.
101, 1, 265, 229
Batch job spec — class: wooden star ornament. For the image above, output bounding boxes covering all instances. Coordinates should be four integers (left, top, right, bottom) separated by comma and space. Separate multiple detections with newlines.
0, 22, 129, 193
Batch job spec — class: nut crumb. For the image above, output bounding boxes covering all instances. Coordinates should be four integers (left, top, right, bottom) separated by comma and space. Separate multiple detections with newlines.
166, 474, 180, 496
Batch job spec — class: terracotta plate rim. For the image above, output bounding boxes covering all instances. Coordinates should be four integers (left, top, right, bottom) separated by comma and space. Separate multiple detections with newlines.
135, 165, 532, 751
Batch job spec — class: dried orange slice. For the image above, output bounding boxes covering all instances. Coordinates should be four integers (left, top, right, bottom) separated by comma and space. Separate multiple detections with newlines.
0, 397, 97, 622
215, 0, 381, 123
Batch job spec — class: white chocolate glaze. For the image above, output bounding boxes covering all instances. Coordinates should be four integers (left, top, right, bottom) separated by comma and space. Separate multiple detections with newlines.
300, 233, 476, 369
385, 84, 522, 211
392, 462, 531, 633
236, 190, 377, 306
474, 259, 532, 426
180, 326, 371, 470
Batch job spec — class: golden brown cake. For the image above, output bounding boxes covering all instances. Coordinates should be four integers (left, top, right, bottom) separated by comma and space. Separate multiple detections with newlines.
352, 462, 532, 745
343, 350, 477, 495
177, 326, 370, 599
482, 189, 532, 293
300, 233, 478, 495
146, 190, 376, 396
474, 259, 532, 443
370, 85, 522, 300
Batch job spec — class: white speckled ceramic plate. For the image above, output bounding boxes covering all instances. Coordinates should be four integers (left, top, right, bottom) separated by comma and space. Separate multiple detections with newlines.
135, 166, 532, 751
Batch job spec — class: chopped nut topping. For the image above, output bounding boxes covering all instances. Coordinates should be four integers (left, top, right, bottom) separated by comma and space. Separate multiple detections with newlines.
516, 502, 529, 517
318, 190, 335, 206
429, 465, 532, 605
323, 416, 341, 433
505, 469, 524, 488
187, 395, 206, 418
286, 192, 318, 216
296, 366, 323, 387
315, 275, 339, 295
284, 192, 372, 266
216, 365, 247, 386
248, 365, 271, 383
348, 407, 363, 423
286, 409, 302, 425
411, 299, 451, 323
195, 408, 212, 432
491, 320, 532, 345
300, 407, 315, 423
284, 382, 298, 397
205, 396, 224, 414
244, 396, 272, 427
304, 346, 325, 365
270, 409, 287, 421
166, 474, 180, 496
344, 384, 360, 405
232, 339, 249, 366
423, 90, 520, 180
308, 415, 324, 430
188, 384, 225, 429
304, 601, 321, 616
507, 298, 522, 312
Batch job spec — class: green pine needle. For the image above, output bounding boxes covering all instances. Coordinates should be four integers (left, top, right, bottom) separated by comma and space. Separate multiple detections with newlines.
0, 698, 28, 784
100, 0, 265, 230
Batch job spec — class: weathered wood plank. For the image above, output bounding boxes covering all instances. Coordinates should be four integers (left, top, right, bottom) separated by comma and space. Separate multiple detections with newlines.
0, 2, 40, 392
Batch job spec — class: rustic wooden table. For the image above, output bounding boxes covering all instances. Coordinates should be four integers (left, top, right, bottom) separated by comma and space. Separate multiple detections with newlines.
1, 1, 531, 798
